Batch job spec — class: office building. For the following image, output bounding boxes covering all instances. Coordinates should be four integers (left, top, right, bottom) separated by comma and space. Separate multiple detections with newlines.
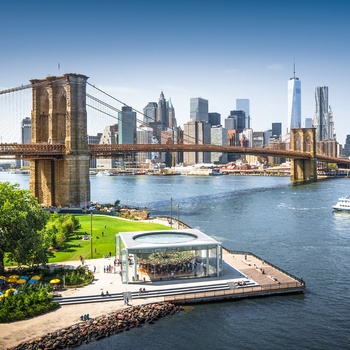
287, 65, 301, 133
211, 125, 228, 164
342, 135, 350, 157
118, 106, 136, 145
208, 112, 221, 126
272, 123, 282, 138
96, 125, 117, 169
17, 117, 31, 168
183, 120, 211, 165
236, 99, 250, 129
314, 86, 329, 141
229, 110, 246, 133
304, 118, 313, 128
88, 133, 102, 169
143, 102, 157, 124
190, 97, 209, 123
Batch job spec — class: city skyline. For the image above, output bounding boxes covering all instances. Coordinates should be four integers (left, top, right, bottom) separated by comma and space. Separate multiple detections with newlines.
1, 1, 350, 144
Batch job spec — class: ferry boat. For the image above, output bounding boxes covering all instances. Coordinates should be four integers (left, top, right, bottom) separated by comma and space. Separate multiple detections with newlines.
332, 196, 350, 212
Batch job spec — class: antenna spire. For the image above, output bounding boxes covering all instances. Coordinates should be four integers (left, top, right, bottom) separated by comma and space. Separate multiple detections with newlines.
293, 57, 295, 79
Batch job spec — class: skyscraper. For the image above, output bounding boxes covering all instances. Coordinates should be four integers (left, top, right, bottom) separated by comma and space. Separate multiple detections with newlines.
314, 86, 329, 141
314, 86, 333, 141
118, 106, 136, 144
190, 97, 209, 123
287, 64, 301, 133
236, 99, 250, 129
17, 117, 31, 168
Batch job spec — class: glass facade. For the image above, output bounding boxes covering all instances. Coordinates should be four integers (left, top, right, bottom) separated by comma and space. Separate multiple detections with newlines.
116, 229, 222, 284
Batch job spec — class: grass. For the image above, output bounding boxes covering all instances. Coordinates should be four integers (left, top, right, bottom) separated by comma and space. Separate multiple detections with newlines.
47, 215, 171, 263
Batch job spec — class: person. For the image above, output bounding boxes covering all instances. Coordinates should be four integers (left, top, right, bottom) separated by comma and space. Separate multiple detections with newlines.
101, 291, 104, 296
142, 287, 146, 293
94, 266, 96, 273
105, 290, 109, 296
102, 231, 104, 237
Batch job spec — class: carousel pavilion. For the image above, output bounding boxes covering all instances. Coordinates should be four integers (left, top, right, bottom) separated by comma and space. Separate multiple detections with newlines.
115, 229, 223, 284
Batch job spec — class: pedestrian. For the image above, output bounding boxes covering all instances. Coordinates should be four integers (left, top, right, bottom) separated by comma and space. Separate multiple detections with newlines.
102, 231, 104, 237
94, 266, 96, 273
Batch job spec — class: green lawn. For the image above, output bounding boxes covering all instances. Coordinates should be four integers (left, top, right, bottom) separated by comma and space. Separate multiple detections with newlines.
48, 215, 171, 263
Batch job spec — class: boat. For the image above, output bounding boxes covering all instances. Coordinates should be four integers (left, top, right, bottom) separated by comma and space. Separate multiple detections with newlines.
332, 196, 350, 212
96, 170, 113, 176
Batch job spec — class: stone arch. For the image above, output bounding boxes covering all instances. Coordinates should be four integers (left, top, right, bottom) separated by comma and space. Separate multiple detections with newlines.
29, 74, 90, 208
290, 128, 317, 182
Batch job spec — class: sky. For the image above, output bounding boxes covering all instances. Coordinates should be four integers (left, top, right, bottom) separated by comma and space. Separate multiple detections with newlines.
1, 0, 350, 144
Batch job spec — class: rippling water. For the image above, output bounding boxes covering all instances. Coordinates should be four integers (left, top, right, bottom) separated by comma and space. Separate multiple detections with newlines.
1, 172, 350, 349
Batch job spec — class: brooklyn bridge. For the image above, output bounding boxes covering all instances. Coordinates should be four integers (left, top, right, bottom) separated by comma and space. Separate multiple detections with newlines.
0, 73, 348, 208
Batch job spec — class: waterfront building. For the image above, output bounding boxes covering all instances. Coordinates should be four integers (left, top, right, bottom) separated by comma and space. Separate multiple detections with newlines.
183, 120, 211, 165
96, 125, 117, 169
116, 229, 223, 284
136, 126, 154, 164
287, 65, 301, 133
253, 131, 264, 148
211, 125, 228, 164
208, 112, 221, 126
88, 133, 102, 169
190, 97, 209, 123
17, 117, 31, 168
242, 128, 253, 147
236, 99, 250, 129
314, 86, 329, 141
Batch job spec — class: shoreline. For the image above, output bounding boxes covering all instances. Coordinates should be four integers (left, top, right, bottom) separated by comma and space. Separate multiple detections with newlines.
7, 302, 181, 350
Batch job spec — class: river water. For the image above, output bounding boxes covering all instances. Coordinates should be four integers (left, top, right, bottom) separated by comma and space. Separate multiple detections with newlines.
1, 172, 349, 350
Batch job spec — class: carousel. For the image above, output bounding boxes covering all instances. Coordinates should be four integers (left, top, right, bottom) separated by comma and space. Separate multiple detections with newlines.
116, 229, 222, 284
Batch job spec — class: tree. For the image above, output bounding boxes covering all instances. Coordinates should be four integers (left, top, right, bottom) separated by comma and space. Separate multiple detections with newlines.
0, 182, 49, 274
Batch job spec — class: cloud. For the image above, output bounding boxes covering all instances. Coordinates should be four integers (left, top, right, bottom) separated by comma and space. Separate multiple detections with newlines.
224, 68, 240, 74
266, 63, 283, 70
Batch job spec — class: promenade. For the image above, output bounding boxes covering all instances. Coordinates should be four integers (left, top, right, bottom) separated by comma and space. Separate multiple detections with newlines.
1, 249, 304, 349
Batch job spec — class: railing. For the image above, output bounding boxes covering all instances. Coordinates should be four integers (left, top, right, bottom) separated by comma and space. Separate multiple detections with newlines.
0, 143, 347, 165
227, 249, 305, 286
163, 282, 304, 304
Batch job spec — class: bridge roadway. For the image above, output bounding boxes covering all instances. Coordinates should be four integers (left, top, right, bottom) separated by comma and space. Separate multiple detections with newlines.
0, 142, 346, 164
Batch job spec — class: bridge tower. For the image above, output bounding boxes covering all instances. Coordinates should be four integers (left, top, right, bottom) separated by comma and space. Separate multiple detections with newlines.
29, 74, 90, 208
290, 128, 317, 181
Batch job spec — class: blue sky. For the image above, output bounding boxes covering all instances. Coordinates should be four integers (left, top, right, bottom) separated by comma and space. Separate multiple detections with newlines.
1, 0, 350, 143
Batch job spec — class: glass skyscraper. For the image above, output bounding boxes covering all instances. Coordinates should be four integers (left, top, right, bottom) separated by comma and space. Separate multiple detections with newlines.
236, 99, 250, 129
287, 68, 301, 133
314, 86, 329, 141
190, 97, 209, 123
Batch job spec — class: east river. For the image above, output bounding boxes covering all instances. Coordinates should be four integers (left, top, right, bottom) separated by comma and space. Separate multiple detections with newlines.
1, 172, 350, 350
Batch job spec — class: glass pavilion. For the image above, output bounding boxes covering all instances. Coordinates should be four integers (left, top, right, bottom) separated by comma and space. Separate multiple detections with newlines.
116, 229, 223, 284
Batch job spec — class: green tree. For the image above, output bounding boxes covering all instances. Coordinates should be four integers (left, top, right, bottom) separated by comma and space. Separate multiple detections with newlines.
0, 182, 49, 274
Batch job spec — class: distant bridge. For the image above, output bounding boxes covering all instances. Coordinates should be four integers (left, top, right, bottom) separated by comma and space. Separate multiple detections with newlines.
0, 142, 346, 164
0, 73, 348, 208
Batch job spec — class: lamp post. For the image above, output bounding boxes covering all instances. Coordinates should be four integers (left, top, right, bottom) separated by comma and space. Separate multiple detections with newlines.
176, 204, 179, 229
90, 211, 93, 259
170, 197, 173, 228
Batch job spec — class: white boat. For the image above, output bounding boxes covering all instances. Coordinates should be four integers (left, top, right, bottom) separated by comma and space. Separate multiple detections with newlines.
96, 170, 113, 176
332, 196, 350, 212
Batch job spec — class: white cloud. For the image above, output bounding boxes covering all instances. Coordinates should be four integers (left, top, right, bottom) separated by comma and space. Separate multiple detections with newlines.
266, 63, 283, 70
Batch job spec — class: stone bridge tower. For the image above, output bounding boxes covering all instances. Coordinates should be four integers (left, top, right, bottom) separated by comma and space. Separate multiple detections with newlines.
29, 74, 90, 208
290, 128, 317, 181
